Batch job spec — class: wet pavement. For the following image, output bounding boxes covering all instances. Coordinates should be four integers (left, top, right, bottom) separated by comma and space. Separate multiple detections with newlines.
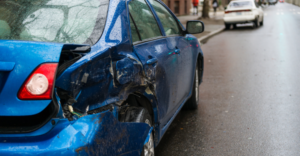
155, 3, 300, 156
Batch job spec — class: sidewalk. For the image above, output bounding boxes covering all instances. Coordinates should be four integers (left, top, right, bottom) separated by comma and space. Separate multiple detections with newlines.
177, 11, 225, 43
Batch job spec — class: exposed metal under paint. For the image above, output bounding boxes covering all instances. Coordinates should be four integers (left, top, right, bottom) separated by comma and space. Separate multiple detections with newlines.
145, 87, 153, 95
54, 43, 156, 122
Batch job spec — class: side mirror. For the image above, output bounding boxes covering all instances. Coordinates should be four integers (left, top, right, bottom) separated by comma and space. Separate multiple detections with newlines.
186, 20, 204, 34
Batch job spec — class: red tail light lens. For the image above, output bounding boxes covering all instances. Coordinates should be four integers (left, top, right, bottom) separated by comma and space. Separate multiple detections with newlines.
18, 63, 58, 100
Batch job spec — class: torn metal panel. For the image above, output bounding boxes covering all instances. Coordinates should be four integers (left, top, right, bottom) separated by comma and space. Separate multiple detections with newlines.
116, 57, 140, 84
55, 44, 156, 118
53, 0, 154, 116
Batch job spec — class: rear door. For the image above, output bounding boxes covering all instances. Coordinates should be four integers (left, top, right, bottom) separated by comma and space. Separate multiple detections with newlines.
128, 0, 180, 125
148, 0, 194, 112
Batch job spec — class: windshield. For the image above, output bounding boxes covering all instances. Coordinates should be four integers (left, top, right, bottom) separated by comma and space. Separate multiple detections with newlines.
0, 0, 109, 45
229, 1, 252, 8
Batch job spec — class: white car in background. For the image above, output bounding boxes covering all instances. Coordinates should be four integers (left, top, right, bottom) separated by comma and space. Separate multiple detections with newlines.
224, 0, 264, 29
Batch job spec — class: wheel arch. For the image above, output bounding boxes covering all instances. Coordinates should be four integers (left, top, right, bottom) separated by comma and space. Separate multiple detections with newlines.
122, 92, 157, 121
120, 90, 160, 145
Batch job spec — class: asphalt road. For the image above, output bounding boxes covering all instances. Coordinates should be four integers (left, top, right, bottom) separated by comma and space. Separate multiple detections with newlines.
155, 3, 300, 156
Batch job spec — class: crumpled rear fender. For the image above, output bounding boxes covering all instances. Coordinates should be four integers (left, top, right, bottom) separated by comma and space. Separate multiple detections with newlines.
0, 111, 150, 156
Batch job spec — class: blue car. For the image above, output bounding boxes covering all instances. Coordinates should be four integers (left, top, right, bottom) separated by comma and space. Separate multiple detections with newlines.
0, 0, 204, 155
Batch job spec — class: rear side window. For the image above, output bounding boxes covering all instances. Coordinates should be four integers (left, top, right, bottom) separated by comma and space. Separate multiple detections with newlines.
0, 0, 109, 45
229, 1, 252, 8
129, 0, 162, 41
129, 15, 140, 42
149, 0, 181, 36
254, 2, 259, 8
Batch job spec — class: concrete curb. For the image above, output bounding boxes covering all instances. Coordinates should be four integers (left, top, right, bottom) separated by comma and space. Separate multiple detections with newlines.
198, 26, 225, 44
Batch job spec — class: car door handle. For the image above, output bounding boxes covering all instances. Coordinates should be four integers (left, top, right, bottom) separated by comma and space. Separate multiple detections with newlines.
146, 58, 158, 65
0, 61, 15, 71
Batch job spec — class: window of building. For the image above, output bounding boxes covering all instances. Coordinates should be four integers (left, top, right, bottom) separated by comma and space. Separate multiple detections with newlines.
174, 1, 179, 14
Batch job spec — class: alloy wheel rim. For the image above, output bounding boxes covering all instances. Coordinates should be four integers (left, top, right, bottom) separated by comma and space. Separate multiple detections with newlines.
144, 119, 154, 156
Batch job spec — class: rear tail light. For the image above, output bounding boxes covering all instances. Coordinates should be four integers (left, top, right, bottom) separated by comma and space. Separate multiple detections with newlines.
18, 63, 58, 100
225, 9, 251, 14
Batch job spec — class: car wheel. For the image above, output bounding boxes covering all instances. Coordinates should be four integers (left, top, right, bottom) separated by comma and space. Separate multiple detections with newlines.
253, 17, 260, 28
183, 64, 199, 110
233, 24, 237, 29
225, 23, 231, 30
260, 18, 264, 26
121, 107, 154, 156
141, 113, 154, 156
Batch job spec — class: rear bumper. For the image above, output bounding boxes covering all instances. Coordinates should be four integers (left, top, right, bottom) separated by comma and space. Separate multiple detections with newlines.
224, 15, 255, 24
0, 111, 150, 156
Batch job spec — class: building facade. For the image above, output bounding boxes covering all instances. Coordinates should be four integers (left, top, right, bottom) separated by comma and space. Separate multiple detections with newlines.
162, 0, 192, 15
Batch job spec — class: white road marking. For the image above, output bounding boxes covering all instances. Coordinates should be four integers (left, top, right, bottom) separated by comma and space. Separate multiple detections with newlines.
298, 12, 300, 14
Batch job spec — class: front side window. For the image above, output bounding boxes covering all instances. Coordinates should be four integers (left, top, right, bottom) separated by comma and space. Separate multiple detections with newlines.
255, 2, 259, 8
128, 0, 162, 41
0, 0, 109, 45
149, 0, 181, 36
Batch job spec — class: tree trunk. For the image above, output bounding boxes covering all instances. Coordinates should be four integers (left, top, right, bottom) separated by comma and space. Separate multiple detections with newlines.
202, 0, 210, 18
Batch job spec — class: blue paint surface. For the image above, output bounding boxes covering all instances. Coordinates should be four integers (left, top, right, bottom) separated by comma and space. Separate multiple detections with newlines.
0, 0, 204, 154
0, 111, 150, 156
0, 61, 15, 71
0, 40, 63, 116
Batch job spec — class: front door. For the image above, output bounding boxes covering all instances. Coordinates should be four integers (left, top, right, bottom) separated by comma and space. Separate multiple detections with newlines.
148, 0, 194, 113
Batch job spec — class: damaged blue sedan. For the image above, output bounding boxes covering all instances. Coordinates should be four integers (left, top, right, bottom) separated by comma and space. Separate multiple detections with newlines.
0, 0, 204, 155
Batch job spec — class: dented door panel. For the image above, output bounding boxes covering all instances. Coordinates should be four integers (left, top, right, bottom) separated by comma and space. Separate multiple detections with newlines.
133, 38, 179, 127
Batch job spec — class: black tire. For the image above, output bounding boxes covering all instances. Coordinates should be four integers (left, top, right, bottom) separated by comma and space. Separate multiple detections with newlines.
123, 107, 154, 156
253, 17, 259, 28
260, 18, 264, 26
225, 23, 231, 30
233, 24, 237, 29
183, 65, 199, 110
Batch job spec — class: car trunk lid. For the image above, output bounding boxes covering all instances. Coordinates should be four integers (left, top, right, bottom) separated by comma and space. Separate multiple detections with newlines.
0, 40, 63, 116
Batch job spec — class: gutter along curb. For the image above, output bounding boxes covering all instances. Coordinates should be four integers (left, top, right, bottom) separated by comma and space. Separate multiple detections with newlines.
198, 26, 225, 44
